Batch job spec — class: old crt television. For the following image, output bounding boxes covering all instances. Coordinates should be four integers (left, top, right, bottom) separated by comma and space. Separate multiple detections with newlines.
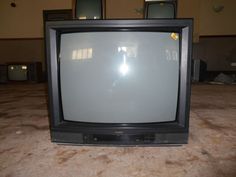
145, 0, 177, 19
46, 19, 192, 146
8, 64, 28, 81
7, 62, 43, 82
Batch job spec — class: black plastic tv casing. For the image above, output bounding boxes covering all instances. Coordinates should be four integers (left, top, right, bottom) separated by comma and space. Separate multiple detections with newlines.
45, 19, 192, 146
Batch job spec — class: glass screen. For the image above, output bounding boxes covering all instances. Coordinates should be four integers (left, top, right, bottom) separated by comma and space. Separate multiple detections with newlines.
60, 31, 179, 123
147, 3, 175, 18
76, 0, 102, 19
8, 65, 27, 81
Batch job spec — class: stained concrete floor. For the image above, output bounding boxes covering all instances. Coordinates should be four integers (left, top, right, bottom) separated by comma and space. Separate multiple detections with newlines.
0, 83, 235, 177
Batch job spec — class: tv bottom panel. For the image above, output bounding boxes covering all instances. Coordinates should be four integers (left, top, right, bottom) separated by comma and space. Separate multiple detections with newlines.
51, 131, 188, 146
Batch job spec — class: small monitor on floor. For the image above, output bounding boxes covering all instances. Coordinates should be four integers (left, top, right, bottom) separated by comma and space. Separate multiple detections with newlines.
6, 62, 43, 82
8, 64, 28, 81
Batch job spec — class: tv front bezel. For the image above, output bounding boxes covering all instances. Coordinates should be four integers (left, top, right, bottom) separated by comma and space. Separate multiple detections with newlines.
46, 19, 192, 145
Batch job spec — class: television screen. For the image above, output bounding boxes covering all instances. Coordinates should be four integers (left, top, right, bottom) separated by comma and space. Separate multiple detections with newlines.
46, 19, 192, 145
8, 65, 28, 81
60, 32, 179, 123
146, 2, 175, 18
75, 0, 103, 19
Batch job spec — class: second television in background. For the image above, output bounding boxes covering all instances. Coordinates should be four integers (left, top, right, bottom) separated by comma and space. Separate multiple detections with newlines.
74, 0, 104, 19
145, 0, 177, 19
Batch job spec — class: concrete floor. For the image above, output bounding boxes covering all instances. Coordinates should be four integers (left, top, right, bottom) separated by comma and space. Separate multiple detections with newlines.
0, 84, 235, 177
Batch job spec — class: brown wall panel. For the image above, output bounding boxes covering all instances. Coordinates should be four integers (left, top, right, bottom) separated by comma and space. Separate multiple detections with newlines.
193, 36, 236, 71
106, 0, 144, 19
0, 39, 45, 70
